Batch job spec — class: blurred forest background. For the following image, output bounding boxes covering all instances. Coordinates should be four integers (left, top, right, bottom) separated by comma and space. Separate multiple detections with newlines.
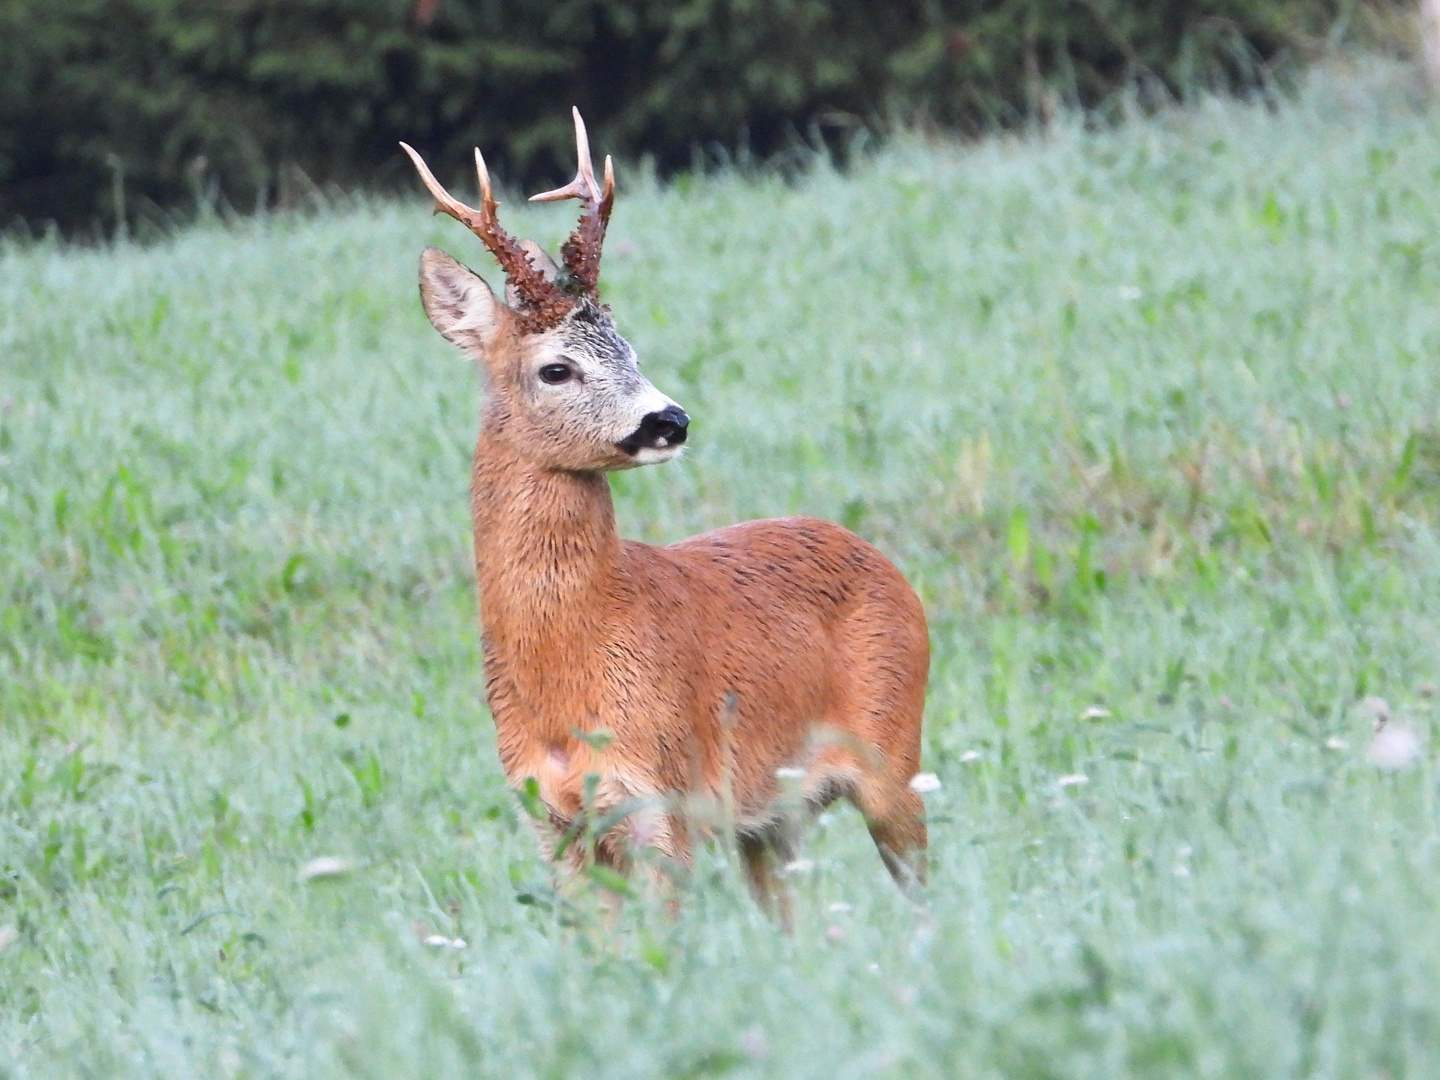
0, 0, 1431, 237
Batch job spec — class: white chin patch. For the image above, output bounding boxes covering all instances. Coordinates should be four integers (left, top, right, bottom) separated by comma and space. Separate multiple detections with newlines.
631, 445, 683, 466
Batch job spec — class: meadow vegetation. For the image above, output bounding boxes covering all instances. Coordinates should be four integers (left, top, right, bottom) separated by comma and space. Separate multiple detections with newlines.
3, 59, 1440, 1079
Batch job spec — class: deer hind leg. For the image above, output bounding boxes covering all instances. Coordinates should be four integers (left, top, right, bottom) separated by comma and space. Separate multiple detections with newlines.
805, 740, 928, 896
825, 599, 930, 897
738, 828, 795, 932
852, 779, 928, 896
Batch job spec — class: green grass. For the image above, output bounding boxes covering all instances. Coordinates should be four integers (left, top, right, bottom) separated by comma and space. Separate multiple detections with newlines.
4, 58, 1440, 1078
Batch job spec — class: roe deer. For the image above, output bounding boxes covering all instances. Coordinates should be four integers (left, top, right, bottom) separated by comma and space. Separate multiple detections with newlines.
400, 110, 930, 917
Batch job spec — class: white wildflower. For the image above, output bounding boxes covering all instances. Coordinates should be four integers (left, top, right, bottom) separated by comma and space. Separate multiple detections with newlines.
1369, 724, 1421, 770
298, 856, 354, 882
1360, 695, 1393, 731
908, 772, 941, 793
422, 935, 467, 950
738, 1026, 769, 1060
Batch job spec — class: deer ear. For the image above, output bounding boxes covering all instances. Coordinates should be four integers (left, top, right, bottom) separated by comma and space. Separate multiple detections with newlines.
418, 247, 504, 353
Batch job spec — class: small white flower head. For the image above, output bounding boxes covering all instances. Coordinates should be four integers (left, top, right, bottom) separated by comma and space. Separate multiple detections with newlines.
298, 856, 354, 882
218, 1044, 242, 1080
783, 858, 815, 875
1057, 773, 1089, 788
828, 901, 852, 914
1117, 285, 1142, 301
1325, 736, 1350, 751
1080, 706, 1111, 720
959, 750, 982, 763
1369, 724, 1421, 771
824, 924, 846, 944
422, 935, 467, 950
909, 772, 942, 794
1360, 695, 1393, 731
775, 766, 807, 781
738, 1026, 769, 1061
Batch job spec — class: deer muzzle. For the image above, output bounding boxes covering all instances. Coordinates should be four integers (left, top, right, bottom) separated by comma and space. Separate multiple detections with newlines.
618, 405, 690, 455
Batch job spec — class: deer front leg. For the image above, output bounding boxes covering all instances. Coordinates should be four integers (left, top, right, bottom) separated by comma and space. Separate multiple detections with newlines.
591, 780, 691, 912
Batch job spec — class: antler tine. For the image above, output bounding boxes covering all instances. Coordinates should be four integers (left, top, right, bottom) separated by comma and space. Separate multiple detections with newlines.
526, 108, 615, 297
400, 141, 480, 223
473, 147, 495, 211
529, 107, 603, 204
400, 140, 571, 327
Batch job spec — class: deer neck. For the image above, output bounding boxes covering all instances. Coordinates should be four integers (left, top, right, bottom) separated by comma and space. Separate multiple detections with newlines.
469, 423, 625, 741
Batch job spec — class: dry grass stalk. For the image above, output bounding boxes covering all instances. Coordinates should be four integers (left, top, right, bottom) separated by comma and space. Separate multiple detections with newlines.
1424, 0, 1440, 89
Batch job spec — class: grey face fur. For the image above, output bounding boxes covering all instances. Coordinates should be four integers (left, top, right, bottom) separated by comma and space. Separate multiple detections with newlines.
519, 299, 685, 470
417, 247, 686, 473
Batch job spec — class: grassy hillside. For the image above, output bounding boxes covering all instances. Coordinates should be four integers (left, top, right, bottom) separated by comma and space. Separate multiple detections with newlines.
3, 60, 1440, 1078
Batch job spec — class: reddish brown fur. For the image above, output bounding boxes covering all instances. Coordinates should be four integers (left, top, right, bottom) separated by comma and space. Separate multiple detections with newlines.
404, 116, 930, 914
465, 312, 930, 909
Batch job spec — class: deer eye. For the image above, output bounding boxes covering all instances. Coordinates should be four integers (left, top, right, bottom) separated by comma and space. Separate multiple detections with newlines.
539, 363, 574, 385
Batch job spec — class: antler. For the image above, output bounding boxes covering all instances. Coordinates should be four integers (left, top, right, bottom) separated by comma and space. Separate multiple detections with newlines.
399, 140, 572, 329
529, 107, 615, 298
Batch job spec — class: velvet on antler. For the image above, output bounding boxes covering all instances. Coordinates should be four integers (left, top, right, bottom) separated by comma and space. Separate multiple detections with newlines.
399, 141, 575, 332
529, 107, 614, 299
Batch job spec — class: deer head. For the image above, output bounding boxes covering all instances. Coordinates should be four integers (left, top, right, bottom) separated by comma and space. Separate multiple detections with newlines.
401, 109, 688, 472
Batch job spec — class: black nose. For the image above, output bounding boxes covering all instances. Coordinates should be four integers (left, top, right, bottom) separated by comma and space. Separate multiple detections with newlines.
618, 405, 690, 454
646, 405, 689, 445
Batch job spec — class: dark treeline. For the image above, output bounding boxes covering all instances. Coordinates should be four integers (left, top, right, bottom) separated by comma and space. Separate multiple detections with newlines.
0, 0, 1413, 235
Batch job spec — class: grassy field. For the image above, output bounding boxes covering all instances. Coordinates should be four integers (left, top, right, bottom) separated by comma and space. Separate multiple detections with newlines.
4, 59, 1440, 1079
